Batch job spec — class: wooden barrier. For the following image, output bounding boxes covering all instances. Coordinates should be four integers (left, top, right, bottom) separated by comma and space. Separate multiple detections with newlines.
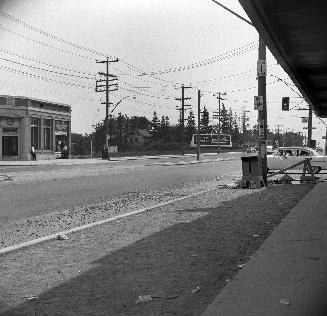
267, 158, 317, 183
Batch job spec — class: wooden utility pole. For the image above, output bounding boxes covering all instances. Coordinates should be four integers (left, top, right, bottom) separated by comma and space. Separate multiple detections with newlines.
257, 36, 267, 185
175, 85, 191, 155
275, 124, 284, 135
197, 90, 201, 160
214, 92, 226, 154
95, 57, 119, 158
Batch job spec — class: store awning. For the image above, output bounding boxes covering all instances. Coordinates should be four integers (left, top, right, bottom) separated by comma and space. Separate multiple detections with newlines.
238, 0, 327, 117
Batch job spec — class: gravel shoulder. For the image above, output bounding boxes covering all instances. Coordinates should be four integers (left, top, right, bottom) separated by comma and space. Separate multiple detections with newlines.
0, 183, 314, 316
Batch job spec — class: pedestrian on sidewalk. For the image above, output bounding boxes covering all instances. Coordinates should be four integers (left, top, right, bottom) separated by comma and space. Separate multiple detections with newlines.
31, 145, 37, 161
63, 144, 68, 159
105, 145, 110, 160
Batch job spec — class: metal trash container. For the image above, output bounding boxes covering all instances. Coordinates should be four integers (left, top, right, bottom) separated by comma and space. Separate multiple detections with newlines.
241, 155, 265, 189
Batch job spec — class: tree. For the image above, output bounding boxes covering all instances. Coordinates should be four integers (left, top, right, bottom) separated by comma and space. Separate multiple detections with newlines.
220, 103, 229, 134
151, 111, 160, 139
231, 115, 241, 147
200, 107, 210, 133
92, 120, 105, 151
186, 110, 196, 143
159, 115, 171, 142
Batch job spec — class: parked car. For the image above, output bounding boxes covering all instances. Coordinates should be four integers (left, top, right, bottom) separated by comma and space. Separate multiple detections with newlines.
267, 146, 327, 174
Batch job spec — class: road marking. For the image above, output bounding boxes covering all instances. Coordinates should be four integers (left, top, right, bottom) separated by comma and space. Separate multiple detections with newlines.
0, 187, 217, 255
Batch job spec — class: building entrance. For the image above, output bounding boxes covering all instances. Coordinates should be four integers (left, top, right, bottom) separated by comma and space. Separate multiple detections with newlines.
2, 136, 18, 156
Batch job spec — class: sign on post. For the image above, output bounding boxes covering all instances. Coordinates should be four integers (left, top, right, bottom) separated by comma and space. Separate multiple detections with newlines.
257, 60, 267, 76
254, 96, 263, 110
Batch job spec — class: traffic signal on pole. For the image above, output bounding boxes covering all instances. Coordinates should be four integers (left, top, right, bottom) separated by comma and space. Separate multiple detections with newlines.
282, 97, 290, 111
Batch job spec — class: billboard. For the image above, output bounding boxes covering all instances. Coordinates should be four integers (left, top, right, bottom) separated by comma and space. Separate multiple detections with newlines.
191, 134, 232, 148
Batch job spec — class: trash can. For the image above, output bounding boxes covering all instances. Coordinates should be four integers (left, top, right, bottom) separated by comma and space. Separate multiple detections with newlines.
241, 155, 265, 189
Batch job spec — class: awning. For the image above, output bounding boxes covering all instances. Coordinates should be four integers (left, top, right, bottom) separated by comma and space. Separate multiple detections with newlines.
238, 0, 327, 117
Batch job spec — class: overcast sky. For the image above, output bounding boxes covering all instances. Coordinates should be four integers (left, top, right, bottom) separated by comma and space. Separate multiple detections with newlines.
0, 0, 326, 146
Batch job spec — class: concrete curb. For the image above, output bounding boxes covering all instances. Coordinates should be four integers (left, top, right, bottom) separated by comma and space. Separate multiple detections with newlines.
202, 182, 327, 316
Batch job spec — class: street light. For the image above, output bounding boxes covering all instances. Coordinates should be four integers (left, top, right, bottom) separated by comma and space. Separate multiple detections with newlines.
105, 95, 136, 158
110, 95, 136, 115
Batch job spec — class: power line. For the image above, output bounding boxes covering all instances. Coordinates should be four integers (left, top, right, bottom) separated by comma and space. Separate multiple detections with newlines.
0, 47, 94, 76
0, 10, 115, 59
142, 41, 258, 76
0, 56, 95, 80
0, 65, 94, 90
0, 24, 96, 60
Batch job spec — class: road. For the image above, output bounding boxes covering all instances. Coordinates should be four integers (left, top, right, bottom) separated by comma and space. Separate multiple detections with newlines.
0, 155, 242, 224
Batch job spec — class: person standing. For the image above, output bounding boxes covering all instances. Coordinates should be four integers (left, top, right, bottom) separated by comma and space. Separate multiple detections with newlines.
63, 145, 68, 158
105, 145, 109, 160
31, 145, 37, 161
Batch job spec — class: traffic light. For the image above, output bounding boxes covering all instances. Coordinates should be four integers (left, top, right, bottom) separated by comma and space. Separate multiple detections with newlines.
282, 97, 290, 111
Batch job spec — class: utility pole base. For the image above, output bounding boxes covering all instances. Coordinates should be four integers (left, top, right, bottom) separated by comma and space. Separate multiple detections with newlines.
242, 176, 265, 189
241, 155, 266, 189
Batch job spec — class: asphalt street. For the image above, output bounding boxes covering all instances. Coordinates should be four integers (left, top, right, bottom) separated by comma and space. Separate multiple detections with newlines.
0, 157, 242, 224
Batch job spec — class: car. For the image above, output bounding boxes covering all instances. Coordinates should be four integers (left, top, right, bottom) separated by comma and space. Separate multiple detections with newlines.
267, 146, 327, 174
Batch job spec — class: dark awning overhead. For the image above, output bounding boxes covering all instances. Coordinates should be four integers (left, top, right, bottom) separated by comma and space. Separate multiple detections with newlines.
238, 0, 327, 117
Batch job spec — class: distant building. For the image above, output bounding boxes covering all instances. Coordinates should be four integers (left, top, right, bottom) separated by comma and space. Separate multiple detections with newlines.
0, 95, 71, 160
126, 128, 152, 148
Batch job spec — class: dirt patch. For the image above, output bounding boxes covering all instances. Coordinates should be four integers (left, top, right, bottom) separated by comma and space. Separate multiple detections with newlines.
0, 184, 314, 315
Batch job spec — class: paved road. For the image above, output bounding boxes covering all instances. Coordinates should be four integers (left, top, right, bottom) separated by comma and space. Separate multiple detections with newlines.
0, 157, 242, 224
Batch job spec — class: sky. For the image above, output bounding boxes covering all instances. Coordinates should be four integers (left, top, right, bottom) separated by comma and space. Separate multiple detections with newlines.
0, 0, 326, 147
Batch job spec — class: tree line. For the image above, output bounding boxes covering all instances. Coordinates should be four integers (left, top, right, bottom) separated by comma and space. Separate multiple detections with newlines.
71, 106, 304, 156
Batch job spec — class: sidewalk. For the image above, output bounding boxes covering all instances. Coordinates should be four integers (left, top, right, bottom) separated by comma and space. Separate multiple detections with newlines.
0, 152, 241, 167
202, 182, 327, 316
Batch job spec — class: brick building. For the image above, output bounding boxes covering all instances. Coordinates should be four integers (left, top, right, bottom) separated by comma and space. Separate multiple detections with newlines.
0, 95, 71, 160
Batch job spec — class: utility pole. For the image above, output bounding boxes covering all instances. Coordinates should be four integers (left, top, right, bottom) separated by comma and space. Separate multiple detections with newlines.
257, 36, 267, 185
175, 85, 191, 155
275, 124, 283, 135
307, 105, 313, 147
242, 109, 250, 146
213, 92, 226, 154
197, 90, 202, 160
95, 57, 119, 158
296, 104, 314, 148
229, 108, 233, 136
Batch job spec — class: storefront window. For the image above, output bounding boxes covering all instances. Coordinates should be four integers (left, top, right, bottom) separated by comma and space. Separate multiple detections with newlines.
44, 119, 51, 150
30, 117, 39, 149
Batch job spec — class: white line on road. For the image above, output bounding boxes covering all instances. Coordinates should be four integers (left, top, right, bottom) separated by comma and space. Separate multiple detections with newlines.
0, 187, 217, 255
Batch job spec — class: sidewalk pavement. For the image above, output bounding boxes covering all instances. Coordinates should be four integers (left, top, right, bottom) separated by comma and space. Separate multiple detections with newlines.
0, 152, 241, 167
202, 182, 327, 316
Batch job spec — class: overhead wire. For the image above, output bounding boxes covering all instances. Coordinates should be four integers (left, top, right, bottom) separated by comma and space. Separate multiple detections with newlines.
0, 47, 95, 76
0, 10, 259, 88
142, 41, 258, 76
0, 25, 95, 60
0, 65, 94, 90
0, 56, 95, 80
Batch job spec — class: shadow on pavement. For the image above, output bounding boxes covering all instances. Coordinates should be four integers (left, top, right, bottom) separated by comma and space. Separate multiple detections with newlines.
0, 185, 313, 316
